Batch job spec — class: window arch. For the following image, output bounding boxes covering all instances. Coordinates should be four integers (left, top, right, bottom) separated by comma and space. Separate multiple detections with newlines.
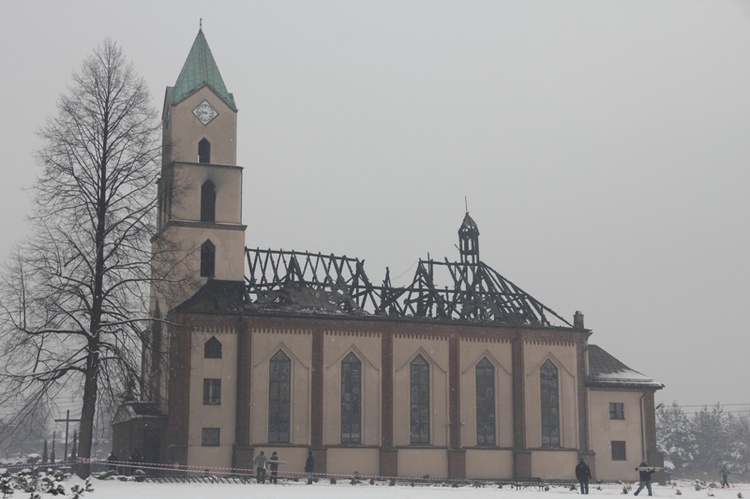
198, 138, 211, 163
200, 240, 215, 277
268, 350, 291, 443
341, 352, 361, 443
540, 359, 560, 446
475, 357, 496, 445
410, 354, 430, 444
201, 180, 216, 222
204, 337, 222, 359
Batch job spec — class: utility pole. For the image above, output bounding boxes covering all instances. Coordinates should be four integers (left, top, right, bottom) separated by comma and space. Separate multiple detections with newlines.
55, 410, 80, 463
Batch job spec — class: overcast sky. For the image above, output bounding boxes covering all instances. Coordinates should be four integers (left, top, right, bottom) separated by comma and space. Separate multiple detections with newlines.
1, 0, 749, 411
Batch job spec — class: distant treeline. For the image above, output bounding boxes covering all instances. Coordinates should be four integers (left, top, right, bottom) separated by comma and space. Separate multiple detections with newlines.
657, 403, 750, 479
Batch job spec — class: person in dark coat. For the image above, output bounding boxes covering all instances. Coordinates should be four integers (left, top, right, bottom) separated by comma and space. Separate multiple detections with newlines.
634, 460, 655, 496
304, 451, 314, 484
128, 449, 142, 476
269, 451, 280, 484
575, 458, 592, 494
721, 464, 731, 488
106, 451, 118, 471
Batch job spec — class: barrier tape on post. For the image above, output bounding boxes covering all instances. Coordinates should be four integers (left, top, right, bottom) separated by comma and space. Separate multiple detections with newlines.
5, 457, 577, 488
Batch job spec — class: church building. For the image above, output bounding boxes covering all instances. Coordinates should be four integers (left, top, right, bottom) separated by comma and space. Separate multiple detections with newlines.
113, 29, 664, 483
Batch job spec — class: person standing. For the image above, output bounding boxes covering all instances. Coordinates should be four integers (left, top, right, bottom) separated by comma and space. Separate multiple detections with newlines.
128, 449, 142, 476
253, 451, 268, 483
633, 460, 655, 496
269, 451, 280, 484
106, 451, 118, 472
575, 458, 592, 494
304, 450, 314, 484
721, 464, 731, 488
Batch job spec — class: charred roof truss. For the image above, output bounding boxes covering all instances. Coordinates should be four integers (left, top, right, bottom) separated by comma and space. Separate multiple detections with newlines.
245, 248, 571, 328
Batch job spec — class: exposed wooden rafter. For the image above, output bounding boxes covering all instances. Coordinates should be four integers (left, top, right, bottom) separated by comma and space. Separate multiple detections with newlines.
245, 248, 571, 328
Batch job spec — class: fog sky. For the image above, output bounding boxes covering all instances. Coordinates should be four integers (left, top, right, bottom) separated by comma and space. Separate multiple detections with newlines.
1, 1, 749, 411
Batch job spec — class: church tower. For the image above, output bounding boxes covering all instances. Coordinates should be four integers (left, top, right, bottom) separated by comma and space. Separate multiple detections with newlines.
153, 28, 246, 314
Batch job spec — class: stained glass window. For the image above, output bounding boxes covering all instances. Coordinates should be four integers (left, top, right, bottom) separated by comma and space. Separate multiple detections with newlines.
476, 358, 496, 445
341, 352, 361, 443
410, 355, 430, 444
540, 359, 560, 446
269, 350, 291, 443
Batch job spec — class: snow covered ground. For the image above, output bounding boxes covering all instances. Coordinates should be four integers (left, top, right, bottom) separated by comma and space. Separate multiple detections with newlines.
78, 476, 747, 499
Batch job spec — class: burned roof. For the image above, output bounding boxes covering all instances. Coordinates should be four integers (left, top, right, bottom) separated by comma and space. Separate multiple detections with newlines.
242, 247, 572, 327
176, 214, 574, 328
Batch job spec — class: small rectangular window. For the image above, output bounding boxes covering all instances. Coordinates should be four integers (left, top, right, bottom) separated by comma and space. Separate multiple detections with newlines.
611, 440, 627, 461
609, 402, 625, 420
202, 427, 220, 446
203, 378, 221, 405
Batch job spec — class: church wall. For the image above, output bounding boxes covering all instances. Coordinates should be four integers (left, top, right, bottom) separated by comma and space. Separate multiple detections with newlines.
167, 88, 237, 166
186, 329, 238, 469
161, 225, 245, 282
327, 448, 380, 477
165, 322, 192, 466
465, 449, 514, 479
531, 449, 579, 479
398, 448, 449, 479
458, 337, 514, 449
171, 163, 243, 224
149, 237, 188, 319
523, 339, 579, 450
249, 327, 313, 446
588, 388, 646, 480
392, 335, 449, 449
322, 331, 381, 447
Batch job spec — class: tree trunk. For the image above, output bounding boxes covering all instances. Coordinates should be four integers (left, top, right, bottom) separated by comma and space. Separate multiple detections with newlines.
77, 345, 99, 478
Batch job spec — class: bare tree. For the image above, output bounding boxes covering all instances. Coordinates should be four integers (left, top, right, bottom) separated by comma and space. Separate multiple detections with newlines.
0, 39, 160, 478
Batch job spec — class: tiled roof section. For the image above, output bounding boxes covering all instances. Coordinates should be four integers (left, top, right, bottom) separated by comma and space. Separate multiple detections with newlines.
587, 344, 663, 389
111, 402, 165, 425
170, 29, 236, 110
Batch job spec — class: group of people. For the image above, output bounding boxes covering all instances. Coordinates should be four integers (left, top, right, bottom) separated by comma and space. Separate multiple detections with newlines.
105, 449, 143, 475
575, 458, 658, 496
253, 450, 315, 484
575, 458, 733, 495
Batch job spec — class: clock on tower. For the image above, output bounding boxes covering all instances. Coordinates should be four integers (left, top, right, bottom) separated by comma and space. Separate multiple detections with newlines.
192, 100, 218, 125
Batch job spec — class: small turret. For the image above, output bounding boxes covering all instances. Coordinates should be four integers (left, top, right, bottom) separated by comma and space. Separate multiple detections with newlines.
458, 212, 480, 265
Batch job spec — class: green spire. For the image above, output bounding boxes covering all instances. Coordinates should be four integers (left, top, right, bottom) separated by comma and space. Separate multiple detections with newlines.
170, 29, 236, 110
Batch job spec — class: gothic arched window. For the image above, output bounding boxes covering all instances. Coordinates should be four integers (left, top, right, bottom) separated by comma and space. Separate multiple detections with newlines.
198, 138, 211, 163
204, 337, 222, 359
475, 357, 496, 445
410, 354, 430, 444
268, 350, 291, 443
200, 240, 215, 277
341, 352, 361, 443
540, 359, 560, 446
201, 180, 216, 222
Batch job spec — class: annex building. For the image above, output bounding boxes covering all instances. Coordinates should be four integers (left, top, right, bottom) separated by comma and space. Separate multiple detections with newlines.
113, 29, 664, 482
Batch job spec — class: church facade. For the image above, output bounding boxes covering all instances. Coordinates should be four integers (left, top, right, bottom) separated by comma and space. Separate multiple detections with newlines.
114, 30, 664, 482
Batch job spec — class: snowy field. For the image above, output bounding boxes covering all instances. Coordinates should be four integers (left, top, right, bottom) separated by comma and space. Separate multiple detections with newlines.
74, 476, 747, 499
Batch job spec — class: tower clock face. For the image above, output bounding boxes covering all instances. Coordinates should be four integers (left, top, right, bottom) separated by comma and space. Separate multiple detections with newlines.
193, 100, 218, 125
